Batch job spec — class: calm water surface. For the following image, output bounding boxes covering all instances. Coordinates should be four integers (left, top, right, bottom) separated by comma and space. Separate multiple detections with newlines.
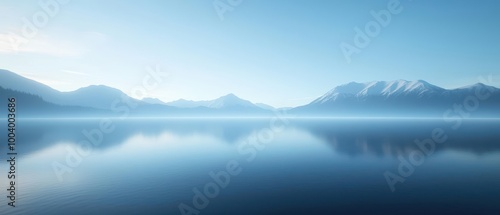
1, 119, 499, 215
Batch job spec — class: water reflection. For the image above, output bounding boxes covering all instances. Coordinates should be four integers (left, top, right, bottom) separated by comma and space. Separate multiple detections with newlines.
296, 119, 500, 157
1, 118, 499, 214
13, 118, 500, 158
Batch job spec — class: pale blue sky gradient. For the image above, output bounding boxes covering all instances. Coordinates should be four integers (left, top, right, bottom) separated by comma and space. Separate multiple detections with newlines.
1, 0, 499, 107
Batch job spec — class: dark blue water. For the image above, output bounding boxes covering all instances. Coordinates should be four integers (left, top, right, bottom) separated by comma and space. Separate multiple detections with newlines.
1, 118, 499, 215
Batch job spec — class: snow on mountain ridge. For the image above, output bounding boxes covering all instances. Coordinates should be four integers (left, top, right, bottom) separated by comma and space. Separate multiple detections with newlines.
313, 80, 445, 104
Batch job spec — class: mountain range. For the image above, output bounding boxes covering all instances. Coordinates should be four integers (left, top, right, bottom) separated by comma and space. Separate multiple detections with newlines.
0, 69, 498, 118
294, 79, 500, 117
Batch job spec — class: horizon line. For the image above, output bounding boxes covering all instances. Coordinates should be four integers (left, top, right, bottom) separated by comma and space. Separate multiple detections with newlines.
4, 116, 500, 121
1, 69, 499, 109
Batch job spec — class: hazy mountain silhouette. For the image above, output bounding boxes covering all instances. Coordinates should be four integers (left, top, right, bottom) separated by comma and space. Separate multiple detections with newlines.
166, 93, 263, 109
1, 69, 499, 117
0, 69, 147, 110
142, 97, 168, 105
0, 86, 110, 117
0, 69, 272, 117
255, 103, 276, 110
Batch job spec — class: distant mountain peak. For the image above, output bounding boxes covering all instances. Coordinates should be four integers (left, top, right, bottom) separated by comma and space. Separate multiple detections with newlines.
457, 82, 497, 92
296, 79, 500, 117
208, 93, 256, 109
142, 97, 167, 105
164, 93, 270, 110
461, 82, 486, 88
73, 85, 125, 95
218, 93, 240, 100
312, 80, 446, 104
79, 84, 116, 90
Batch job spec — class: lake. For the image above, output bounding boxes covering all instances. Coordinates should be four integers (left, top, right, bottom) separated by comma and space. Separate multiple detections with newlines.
1, 118, 500, 215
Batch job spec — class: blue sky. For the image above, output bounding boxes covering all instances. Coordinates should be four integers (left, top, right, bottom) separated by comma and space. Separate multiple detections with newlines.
1, 0, 499, 107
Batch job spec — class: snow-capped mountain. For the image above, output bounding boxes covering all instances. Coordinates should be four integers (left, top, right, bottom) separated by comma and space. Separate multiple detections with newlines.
312, 80, 445, 104
295, 80, 500, 117
1, 69, 499, 117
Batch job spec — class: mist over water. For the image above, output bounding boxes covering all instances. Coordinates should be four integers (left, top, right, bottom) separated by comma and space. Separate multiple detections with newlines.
2, 118, 500, 215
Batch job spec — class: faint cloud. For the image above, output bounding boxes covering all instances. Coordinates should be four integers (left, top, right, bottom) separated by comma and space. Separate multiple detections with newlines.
0, 33, 25, 53
83, 31, 108, 43
61, 69, 90, 76
0, 33, 85, 57
0, 31, 110, 57
21, 73, 72, 87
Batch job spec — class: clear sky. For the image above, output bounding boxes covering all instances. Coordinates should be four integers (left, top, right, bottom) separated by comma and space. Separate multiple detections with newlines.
1, 0, 499, 107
